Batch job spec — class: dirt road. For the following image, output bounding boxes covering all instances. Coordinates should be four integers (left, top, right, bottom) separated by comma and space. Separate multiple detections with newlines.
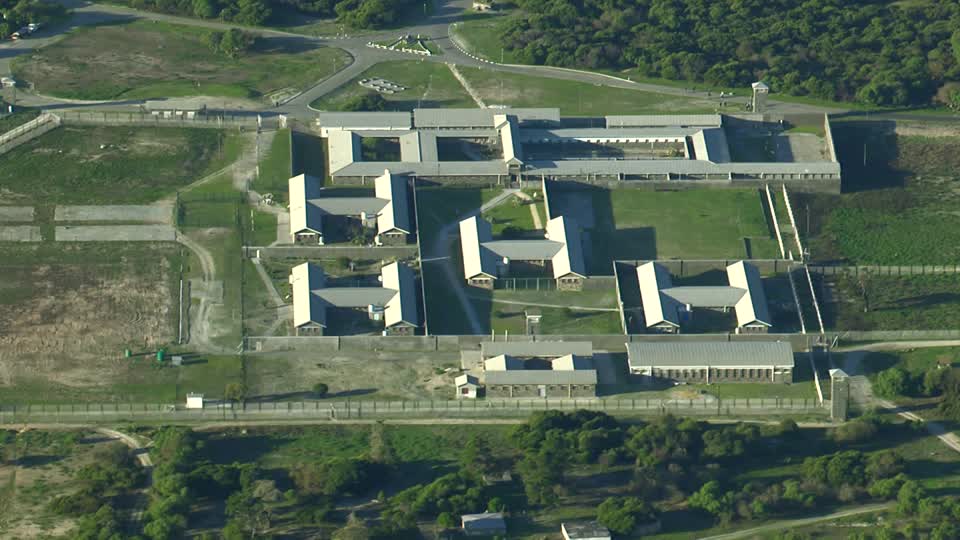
699, 502, 894, 540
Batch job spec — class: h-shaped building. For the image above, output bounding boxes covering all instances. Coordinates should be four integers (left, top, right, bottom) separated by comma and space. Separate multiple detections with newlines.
288, 170, 412, 245
633, 260, 772, 334
317, 109, 840, 189
290, 261, 420, 336
459, 214, 586, 290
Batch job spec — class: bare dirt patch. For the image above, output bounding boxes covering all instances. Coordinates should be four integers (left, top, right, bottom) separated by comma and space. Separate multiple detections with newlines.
0, 249, 177, 398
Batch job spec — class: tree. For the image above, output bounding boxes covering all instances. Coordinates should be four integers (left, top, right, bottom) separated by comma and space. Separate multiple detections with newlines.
436, 511, 457, 530
224, 381, 247, 403
235, 0, 271, 25
875, 368, 911, 398
341, 92, 388, 112
313, 382, 329, 397
688, 481, 735, 522
192, 0, 215, 18
486, 497, 506, 513
597, 497, 658, 535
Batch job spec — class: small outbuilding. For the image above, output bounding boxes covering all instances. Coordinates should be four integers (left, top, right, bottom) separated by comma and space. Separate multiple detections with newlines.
461, 512, 506, 536
562, 521, 611, 540
185, 393, 204, 409
455, 374, 480, 399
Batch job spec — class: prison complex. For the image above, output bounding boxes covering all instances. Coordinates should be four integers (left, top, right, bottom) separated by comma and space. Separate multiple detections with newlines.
317, 109, 841, 188
626, 341, 795, 383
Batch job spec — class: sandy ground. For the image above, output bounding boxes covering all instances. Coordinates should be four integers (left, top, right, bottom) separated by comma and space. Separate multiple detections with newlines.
0, 226, 41, 241
54, 204, 172, 223
55, 224, 176, 241
0, 207, 34, 222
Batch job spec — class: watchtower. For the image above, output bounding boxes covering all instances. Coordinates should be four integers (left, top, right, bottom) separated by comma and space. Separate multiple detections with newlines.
751, 81, 769, 113
829, 368, 850, 422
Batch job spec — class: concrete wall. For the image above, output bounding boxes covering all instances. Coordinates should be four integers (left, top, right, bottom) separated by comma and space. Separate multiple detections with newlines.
523, 177, 841, 194
486, 383, 596, 398
245, 245, 419, 260
617, 259, 799, 276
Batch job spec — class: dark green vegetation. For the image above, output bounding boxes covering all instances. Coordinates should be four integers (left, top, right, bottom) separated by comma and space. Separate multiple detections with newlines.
13, 21, 348, 101
59, 411, 960, 539
860, 347, 960, 420
118, 0, 419, 29
495, 0, 960, 107
825, 274, 960, 331
801, 125, 960, 265
0, 126, 233, 204
0, 0, 66, 38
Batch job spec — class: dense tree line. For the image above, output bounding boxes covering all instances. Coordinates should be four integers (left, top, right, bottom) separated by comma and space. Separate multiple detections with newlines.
122, 0, 417, 29
0, 0, 67, 38
498, 0, 960, 106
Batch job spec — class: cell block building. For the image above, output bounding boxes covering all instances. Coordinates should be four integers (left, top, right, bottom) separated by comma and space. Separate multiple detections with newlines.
459, 214, 586, 290
626, 341, 795, 384
290, 261, 420, 336
288, 170, 412, 245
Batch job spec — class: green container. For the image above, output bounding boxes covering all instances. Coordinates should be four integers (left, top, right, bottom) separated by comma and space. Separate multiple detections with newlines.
156, 349, 166, 362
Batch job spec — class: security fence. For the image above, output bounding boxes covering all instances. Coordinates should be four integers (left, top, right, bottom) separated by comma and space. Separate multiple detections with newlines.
0, 396, 828, 423
51, 110, 280, 129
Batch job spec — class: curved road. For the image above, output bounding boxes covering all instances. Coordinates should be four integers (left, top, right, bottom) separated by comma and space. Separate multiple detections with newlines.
0, 0, 857, 120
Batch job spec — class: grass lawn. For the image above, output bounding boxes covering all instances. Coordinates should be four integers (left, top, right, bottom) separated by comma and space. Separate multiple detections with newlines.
415, 185, 502, 250
0, 126, 238, 204
310, 60, 476, 111
13, 20, 349, 101
481, 196, 543, 234
457, 65, 717, 115
824, 274, 960, 331
253, 129, 292, 202
477, 288, 622, 335
581, 188, 775, 272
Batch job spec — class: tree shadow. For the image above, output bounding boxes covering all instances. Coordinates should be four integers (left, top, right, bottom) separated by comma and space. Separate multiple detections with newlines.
16, 454, 64, 467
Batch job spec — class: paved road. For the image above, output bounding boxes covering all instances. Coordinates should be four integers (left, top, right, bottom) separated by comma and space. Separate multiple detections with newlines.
698, 503, 894, 540
0, 0, 862, 121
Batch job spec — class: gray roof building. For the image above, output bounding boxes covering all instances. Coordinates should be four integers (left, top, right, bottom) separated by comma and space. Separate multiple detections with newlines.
461, 512, 507, 535
484, 353, 597, 385
459, 215, 585, 281
289, 261, 420, 331
634, 261, 772, 331
562, 522, 612, 540
626, 341, 794, 370
317, 111, 411, 131
414, 107, 560, 128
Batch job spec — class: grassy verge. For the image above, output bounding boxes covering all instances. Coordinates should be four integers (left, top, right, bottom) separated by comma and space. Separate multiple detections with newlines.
13, 20, 349, 102
309, 60, 476, 110
0, 109, 40, 133
0, 126, 240, 204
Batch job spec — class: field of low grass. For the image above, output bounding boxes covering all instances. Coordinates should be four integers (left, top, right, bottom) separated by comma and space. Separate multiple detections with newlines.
309, 60, 476, 110
0, 126, 239, 205
481, 195, 543, 234
13, 20, 349, 101
569, 188, 777, 273
801, 128, 960, 265
458, 66, 716, 115
824, 273, 960, 331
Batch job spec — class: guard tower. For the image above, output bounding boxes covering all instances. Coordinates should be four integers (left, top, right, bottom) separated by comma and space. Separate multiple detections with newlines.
751, 81, 769, 113
829, 368, 850, 422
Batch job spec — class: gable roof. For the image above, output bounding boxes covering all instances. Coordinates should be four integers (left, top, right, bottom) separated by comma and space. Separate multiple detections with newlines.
459, 216, 497, 279
374, 170, 412, 234
290, 262, 327, 328
317, 111, 412, 130
288, 174, 324, 237
381, 261, 419, 327
626, 341, 794, 368
545, 216, 586, 279
636, 262, 680, 328
727, 260, 772, 327
455, 374, 479, 387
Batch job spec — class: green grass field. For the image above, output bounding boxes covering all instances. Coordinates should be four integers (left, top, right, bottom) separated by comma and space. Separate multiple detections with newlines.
0, 126, 238, 204
310, 60, 476, 110
482, 195, 543, 234
458, 65, 716, 115
580, 188, 777, 272
13, 20, 349, 101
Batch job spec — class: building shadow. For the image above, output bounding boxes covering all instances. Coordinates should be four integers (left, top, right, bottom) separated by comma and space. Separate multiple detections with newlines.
830, 120, 902, 192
